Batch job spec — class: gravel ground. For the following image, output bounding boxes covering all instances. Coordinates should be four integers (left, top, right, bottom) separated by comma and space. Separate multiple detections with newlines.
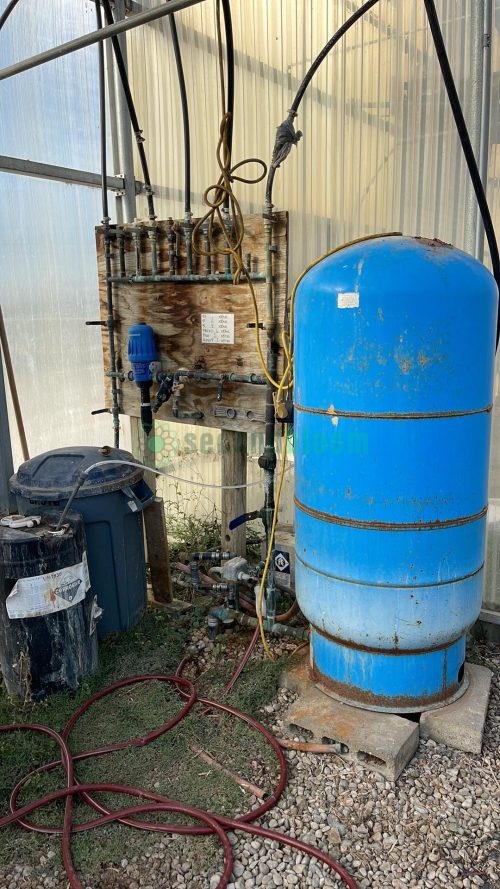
1, 637, 499, 889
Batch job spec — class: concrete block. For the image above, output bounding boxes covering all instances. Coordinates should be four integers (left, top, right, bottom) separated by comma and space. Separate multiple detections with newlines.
419, 662, 492, 754
283, 658, 419, 782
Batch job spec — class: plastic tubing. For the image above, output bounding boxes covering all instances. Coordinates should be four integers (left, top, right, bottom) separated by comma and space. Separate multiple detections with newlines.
95, 1, 121, 448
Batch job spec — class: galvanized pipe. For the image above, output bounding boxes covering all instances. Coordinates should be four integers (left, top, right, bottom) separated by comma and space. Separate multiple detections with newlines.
131, 225, 143, 276
0, 154, 125, 192
209, 607, 308, 641
148, 226, 159, 276
0, 0, 205, 82
108, 0, 137, 224
259, 212, 279, 624
174, 370, 266, 385
237, 613, 308, 641
110, 369, 265, 386
104, 35, 123, 223
107, 273, 266, 284
116, 228, 126, 277
183, 216, 194, 275
103, 232, 121, 446
167, 218, 176, 274
96, 1, 120, 449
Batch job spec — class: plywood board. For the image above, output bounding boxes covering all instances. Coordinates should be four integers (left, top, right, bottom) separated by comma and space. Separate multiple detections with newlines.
96, 212, 288, 434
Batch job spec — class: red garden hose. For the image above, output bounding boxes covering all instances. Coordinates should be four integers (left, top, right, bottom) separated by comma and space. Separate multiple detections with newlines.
0, 673, 359, 889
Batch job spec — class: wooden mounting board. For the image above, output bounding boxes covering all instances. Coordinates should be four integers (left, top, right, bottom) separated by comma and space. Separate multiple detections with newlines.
96, 212, 288, 434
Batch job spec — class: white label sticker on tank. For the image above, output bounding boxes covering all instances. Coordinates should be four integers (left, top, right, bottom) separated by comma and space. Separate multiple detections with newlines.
6, 559, 88, 619
274, 548, 291, 589
337, 292, 359, 309
201, 313, 235, 344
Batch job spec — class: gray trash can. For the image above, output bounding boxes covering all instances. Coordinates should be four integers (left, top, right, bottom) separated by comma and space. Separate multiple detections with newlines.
10, 446, 154, 636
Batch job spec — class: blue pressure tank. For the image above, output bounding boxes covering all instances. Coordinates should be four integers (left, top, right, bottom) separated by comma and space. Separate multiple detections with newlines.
294, 235, 498, 712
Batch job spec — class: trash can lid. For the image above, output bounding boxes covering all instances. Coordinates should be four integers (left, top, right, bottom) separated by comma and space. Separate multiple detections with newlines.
10, 446, 145, 500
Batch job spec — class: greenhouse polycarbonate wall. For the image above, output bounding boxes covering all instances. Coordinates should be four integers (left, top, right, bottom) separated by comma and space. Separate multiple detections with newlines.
0, 0, 115, 469
1, 1, 500, 525
124, 1, 500, 513
126, 1, 494, 274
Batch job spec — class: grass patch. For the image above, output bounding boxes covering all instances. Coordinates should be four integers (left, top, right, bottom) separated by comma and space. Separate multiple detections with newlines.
0, 607, 285, 879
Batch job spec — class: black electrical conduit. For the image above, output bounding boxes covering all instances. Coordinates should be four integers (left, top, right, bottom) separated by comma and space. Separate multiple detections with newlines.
422, 0, 500, 344
169, 11, 192, 216
0, 0, 20, 32
221, 0, 235, 208
95, 1, 120, 449
265, 0, 380, 207
221, 0, 235, 152
101, 0, 156, 221
0, 674, 359, 889
266, 0, 500, 345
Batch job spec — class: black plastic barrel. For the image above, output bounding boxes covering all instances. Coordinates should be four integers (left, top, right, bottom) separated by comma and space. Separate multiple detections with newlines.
0, 513, 98, 699
10, 446, 154, 636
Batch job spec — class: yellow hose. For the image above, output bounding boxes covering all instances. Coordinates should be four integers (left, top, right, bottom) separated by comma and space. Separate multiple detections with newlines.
257, 231, 401, 658
192, 45, 400, 660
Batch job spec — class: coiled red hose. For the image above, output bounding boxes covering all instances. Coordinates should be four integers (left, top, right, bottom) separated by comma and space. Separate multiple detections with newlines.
0, 673, 359, 889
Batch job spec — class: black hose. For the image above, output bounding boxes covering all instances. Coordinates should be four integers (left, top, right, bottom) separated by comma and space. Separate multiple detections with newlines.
423, 0, 500, 344
221, 0, 234, 155
169, 14, 191, 216
0, 0, 21, 32
266, 0, 380, 206
101, 0, 156, 221
222, 0, 234, 216
290, 0, 379, 116
268, 0, 500, 347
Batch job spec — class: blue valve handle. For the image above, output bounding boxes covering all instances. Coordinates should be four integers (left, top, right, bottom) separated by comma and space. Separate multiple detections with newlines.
228, 510, 261, 531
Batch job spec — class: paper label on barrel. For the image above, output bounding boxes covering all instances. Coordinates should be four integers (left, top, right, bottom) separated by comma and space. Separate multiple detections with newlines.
6, 552, 90, 619
337, 292, 359, 309
201, 313, 235, 344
